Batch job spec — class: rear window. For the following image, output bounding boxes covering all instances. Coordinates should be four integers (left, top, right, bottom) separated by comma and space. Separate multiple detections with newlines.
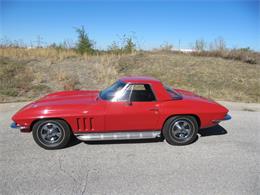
164, 85, 182, 100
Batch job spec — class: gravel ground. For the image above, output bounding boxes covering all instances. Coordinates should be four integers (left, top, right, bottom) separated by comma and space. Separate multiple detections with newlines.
0, 101, 259, 195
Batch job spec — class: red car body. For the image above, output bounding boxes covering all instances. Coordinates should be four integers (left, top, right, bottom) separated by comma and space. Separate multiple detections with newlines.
11, 76, 230, 147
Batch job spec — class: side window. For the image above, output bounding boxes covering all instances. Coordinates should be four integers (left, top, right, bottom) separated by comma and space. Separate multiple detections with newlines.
116, 85, 132, 102
130, 84, 156, 102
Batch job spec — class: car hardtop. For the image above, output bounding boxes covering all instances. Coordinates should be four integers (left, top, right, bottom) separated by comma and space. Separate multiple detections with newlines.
119, 76, 161, 85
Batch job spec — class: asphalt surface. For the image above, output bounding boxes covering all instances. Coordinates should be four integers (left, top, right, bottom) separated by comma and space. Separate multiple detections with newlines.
0, 101, 259, 195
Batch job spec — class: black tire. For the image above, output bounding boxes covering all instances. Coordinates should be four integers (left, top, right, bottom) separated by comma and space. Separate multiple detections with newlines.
32, 119, 71, 150
162, 115, 198, 145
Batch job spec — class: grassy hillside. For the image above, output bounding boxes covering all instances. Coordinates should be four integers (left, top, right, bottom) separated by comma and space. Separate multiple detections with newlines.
0, 48, 259, 103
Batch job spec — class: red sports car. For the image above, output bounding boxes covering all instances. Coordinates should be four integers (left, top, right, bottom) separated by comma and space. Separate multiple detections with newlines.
11, 76, 231, 149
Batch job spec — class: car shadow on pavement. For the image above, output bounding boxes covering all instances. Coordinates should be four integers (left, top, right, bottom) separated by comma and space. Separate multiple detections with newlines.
198, 125, 227, 137
66, 135, 81, 148
83, 137, 164, 145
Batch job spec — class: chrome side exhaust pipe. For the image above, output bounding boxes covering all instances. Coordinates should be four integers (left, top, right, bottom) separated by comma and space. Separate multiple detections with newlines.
75, 131, 161, 141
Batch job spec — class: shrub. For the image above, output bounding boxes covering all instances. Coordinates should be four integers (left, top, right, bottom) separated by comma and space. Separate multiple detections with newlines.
107, 34, 137, 54
122, 36, 136, 53
107, 41, 122, 54
159, 42, 174, 51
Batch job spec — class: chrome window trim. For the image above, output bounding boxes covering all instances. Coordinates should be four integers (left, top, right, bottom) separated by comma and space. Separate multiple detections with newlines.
111, 83, 131, 102
124, 83, 158, 102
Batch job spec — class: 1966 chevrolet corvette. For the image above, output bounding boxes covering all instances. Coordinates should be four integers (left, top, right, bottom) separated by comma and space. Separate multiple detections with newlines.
11, 76, 231, 149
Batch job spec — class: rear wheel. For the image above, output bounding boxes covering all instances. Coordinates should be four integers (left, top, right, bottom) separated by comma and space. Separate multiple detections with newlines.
32, 119, 71, 150
162, 116, 198, 145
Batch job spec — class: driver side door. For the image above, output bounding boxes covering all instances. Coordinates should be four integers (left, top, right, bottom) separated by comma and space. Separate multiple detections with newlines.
105, 84, 160, 131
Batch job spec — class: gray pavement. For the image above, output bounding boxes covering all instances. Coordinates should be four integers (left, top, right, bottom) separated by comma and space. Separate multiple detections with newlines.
0, 101, 259, 195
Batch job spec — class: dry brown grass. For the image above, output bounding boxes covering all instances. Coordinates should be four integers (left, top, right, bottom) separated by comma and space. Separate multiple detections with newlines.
0, 47, 78, 61
117, 52, 260, 102
0, 57, 50, 102
191, 50, 259, 64
0, 48, 259, 103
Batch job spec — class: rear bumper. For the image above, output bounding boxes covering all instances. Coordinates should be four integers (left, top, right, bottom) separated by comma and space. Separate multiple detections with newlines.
10, 122, 30, 132
212, 114, 231, 124
223, 114, 232, 121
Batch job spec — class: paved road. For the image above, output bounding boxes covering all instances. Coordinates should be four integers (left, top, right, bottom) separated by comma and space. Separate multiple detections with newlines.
0, 101, 259, 195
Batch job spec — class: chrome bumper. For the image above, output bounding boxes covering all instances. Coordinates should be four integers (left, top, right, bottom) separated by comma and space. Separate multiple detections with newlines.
212, 114, 232, 123
223, 114, 232, 121
10, 122, 29, 132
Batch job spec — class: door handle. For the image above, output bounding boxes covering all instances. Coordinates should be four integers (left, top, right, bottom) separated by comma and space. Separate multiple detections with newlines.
148, 107, 159, 111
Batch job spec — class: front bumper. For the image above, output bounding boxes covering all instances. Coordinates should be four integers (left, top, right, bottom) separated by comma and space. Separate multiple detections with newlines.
10, 122, 29, 132
10, 122, 19, 129
212, 114, 232, 124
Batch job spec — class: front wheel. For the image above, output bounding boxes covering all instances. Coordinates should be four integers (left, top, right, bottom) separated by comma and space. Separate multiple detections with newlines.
32, 119, 71, 150
162, 116, 198, 145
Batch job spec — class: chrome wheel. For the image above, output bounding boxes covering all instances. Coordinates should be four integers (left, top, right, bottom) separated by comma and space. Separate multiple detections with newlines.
39, 122, 63, 144
170, 119, 192, 141
33, 119, 71, 150
163, 116, 198, 145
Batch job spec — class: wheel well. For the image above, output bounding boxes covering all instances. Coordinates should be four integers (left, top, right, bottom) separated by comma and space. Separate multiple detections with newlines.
162, 114, 201, 130
30, 118, 72, 132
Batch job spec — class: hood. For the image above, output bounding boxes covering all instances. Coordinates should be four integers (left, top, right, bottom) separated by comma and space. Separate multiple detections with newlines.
12, 90, 100, 124
17, 90, 99, 113
35, 90, 99, 106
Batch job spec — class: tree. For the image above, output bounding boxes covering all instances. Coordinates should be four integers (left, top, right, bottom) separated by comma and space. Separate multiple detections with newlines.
122, 36, 136, 53
194, 39, 207, 51
210, 37, 226, 51
75, 26, 95, 55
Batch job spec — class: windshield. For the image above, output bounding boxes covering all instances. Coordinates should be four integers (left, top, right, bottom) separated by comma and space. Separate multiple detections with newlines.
100, 80, 126, 100
164, 84, 182, 100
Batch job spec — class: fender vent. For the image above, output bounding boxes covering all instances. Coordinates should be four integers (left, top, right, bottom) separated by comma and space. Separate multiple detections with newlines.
76, 117, 94, 131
